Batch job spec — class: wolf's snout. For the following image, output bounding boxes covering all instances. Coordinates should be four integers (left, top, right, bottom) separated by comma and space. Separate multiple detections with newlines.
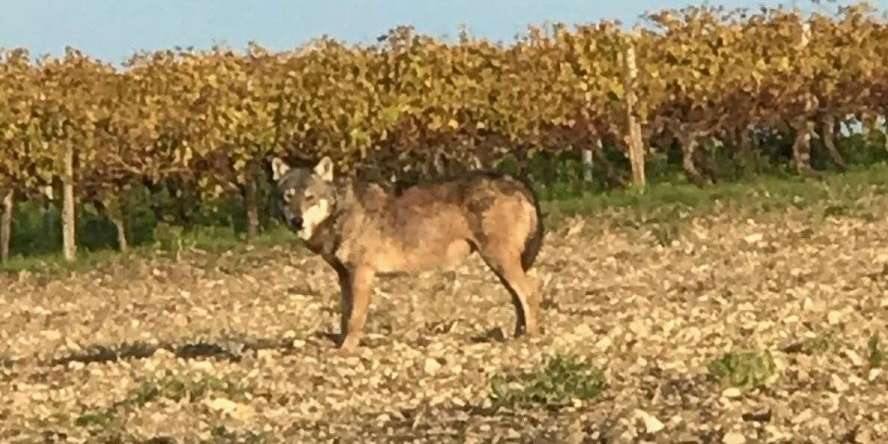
289, 215, 303, 230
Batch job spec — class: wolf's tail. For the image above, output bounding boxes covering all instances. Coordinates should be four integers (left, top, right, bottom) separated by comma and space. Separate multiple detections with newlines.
517, 176, 545, 272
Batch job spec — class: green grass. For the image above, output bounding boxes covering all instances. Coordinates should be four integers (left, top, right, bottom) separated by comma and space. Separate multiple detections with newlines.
795, 331, 843, 356
73, 411, 115, 428
0, 224, 301, 276
708, 349, 779, 390
537, 161, 888, 238
489, 353, 607, 411
4, 148, 888, 274
541, 162, 888, 219
74, 373, 252, 434
130, 374, 248, 406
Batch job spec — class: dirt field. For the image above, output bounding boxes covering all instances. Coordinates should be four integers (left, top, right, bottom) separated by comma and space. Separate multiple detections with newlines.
1, 197, 887, 443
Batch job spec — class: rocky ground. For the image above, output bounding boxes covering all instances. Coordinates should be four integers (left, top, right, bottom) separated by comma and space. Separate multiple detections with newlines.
1, 194, 887, 443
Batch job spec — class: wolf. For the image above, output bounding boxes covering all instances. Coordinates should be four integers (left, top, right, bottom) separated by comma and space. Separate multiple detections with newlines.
271, 156, 545, 351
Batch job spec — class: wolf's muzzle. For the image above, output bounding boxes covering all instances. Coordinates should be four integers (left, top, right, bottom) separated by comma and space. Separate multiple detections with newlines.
289, 215, 303, 231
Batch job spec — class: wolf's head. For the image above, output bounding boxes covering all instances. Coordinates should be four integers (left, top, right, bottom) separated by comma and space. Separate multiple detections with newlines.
271, 156, 338, 240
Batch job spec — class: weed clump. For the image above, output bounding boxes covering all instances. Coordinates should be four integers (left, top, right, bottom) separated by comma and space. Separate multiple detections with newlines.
708, 349, 778, 390
489, 353, 607, 411
868, 334, 884, 369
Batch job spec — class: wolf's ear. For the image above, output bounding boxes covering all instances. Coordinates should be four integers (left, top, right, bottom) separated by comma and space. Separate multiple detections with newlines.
314, 156, 335, 182
271, 157, 291, 181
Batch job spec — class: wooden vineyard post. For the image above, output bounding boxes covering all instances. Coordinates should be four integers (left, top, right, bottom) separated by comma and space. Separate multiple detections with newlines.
582, 147, 594, 184
111, 213, 128, 253
62, 145, 77, 262
790, 118, 817, 177
622, 37, 646, 189
791, 21, 816, 176
581, 139, 605, 185
819, 116, 847, 171
244, 161, 263, 240
1, 189, 12, 262
245, 176, 261, 240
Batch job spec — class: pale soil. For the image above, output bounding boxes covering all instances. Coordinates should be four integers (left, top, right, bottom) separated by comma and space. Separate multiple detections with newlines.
1, 197, 887, 443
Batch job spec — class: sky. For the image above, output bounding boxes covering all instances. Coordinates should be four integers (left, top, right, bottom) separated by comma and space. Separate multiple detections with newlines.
1, 0, 884, 65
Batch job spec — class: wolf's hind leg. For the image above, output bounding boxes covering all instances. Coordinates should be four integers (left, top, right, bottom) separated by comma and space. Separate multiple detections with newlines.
480, 252, 541, 338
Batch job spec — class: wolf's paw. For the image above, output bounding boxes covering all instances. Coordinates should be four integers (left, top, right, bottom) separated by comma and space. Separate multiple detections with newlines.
336, 336, 362, 354
514, 325, 542, 339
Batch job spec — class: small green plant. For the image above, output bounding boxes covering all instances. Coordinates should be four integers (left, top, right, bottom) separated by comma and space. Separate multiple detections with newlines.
209, 426, 270, 444
801, 336, 833, 354
131, 374, 241, 406
792, 331, 843, 355
74, 410, 115, 429
651, 223, 680, 247
708, 350, 778, 389
74, 374, 248, 431
153, 222, 187, 256
868, 334, 884, 369
823, 203, 852, 218
489, 353, 607, 411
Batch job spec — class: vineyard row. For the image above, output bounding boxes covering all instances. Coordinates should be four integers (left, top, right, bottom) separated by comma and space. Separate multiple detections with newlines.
1, 3, 887, 261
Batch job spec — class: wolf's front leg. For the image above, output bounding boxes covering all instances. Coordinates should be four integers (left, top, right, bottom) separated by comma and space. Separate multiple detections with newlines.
339, 266, 376, 351
333, 265, 353, 345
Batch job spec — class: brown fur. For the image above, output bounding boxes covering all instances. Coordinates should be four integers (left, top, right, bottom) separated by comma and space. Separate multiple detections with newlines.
272, 158, 545, 351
